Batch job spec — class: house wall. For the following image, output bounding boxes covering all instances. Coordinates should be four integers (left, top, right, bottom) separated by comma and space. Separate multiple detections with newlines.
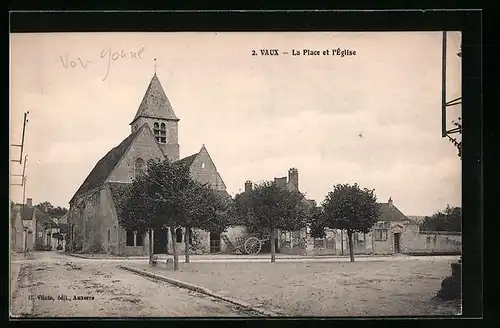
107, 128, 166, 183
220, 226, 246, 253
68, 189, 105, 254
280, 228, 308, 255
401, 231, 462, 254
22, 219, 36, 251
305, 229, 338, 256
11, 206, 26, 252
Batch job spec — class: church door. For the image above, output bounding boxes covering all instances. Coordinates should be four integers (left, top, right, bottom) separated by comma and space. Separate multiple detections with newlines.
153, 227, 169, 254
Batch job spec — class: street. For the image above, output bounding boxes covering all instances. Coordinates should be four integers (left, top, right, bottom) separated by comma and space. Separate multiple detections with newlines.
10, 252, 259, 318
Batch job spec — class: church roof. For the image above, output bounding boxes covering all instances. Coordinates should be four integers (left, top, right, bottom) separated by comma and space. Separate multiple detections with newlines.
70, 124, 147, 203
175, 153, 198, 167
131, 74, 179, 124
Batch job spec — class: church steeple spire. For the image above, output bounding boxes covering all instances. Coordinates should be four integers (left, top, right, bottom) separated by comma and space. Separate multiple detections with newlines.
130, 74, 179, 124
130, 73, 180, 161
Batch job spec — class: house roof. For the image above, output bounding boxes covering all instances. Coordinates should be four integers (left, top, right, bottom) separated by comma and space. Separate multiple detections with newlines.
378, 202, 407, 222
70, 124, 147, 203
131, 74, 179, 124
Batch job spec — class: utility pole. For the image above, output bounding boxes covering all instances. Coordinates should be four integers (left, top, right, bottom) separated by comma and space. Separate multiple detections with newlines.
11, 111, 29, 164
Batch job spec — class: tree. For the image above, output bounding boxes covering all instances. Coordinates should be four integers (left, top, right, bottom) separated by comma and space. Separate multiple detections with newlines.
181, 180, 231, 263
145, 159, 199, 271
115, 171, 156, 265
420, 205, 461, 232
36, 201, 68, 218
308, 206, 327, 239
233, 181, 310, 263
322, 183, 381, 262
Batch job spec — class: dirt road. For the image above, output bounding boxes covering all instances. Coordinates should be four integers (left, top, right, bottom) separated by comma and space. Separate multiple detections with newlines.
10, 252, 258, 318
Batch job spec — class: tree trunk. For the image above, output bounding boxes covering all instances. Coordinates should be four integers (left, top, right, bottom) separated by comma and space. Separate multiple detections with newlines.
148, 229, 153, 266
170, 227, 179, 271
270, 227, 276, 263
184, 227, 190, 263
341, 230, 344, 255
347, 229, 355, 262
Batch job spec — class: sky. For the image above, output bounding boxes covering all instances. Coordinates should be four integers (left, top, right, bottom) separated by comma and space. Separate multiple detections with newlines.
10, 32, 462, 216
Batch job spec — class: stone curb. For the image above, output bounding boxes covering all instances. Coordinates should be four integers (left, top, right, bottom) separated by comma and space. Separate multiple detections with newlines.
117, 265, 279, 317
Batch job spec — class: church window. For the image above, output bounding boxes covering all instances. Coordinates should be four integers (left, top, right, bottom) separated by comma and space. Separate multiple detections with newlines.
153, 122, 167, 144
126, 230, 135, 246
159, 123, 167, 144
201, 162, 205, 169
175, 227, 183, 243
134, 158, 146, 178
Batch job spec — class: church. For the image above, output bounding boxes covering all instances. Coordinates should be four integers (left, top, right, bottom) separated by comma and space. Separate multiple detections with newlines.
66, 73, 230, 256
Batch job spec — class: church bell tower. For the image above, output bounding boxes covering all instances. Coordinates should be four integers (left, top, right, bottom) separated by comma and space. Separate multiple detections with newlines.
130, 73, 180, 161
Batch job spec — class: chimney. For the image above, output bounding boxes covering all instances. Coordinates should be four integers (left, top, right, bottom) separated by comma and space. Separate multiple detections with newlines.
244, 181, 253, 193
288, 168, 299, 191
388, 197, 393, 207
26, 198, 33, 207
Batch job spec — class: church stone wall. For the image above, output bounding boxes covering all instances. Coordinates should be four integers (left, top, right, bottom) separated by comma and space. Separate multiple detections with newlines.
132, 118, 179, 162
190, 148, 225, 191
107, 128, 165, 183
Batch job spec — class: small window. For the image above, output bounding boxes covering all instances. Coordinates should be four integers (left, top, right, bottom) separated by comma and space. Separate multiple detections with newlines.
433, 236, 437, 246
108, 230, 111, 242
201, 162, 205, 168
136, 232, 144, 246
175, 228, 183, 243
126, 230, 135, 246
374, 229, 388, 241
426, 236, 431, 247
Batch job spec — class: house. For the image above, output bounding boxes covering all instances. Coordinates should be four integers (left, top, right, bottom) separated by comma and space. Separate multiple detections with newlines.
219, 168, 314, 255
11, 198, 36, 252
10, 202, 26, 253
306, 198, 461, 256
67, 73, 229, 256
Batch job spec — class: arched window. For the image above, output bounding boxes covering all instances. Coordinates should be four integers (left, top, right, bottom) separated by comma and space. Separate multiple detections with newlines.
153, 122, 167, 144
159, 123, 167, 144
135, 158, 146, 178
153, 122, 160, 142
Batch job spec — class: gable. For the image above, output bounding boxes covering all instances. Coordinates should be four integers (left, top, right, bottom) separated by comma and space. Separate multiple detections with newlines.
186, 146, 227, 191
107, 124, 166, 183
70, 125, 145, 203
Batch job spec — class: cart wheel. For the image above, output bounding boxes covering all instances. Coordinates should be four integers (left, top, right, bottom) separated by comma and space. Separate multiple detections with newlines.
244, 237, 262, 255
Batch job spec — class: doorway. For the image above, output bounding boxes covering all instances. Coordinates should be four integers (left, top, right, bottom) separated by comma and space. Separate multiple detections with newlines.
154, 227, 169, 254
393, 233, 401, 253
210, 232, 221, 253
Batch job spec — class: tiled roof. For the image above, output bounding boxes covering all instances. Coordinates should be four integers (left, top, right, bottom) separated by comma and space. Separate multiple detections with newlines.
175, 153, 198, 167
378, 203, 407, 222
131, 74, 179, 124
70, 124, 146, 203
